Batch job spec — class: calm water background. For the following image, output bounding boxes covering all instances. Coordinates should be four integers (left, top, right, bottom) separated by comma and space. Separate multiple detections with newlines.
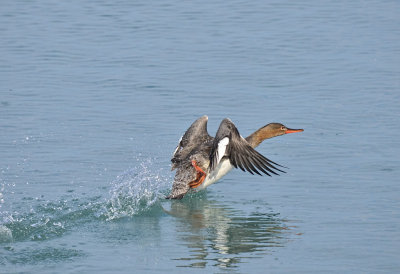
1, 0, 399, 273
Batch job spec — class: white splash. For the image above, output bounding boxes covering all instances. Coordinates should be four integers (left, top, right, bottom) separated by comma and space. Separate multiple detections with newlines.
104, 158, 171, 220
0, 183, 4, 206
0, 225, 12, 243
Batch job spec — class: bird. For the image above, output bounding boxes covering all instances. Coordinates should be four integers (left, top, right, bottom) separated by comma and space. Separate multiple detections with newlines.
167, 116, 303, 199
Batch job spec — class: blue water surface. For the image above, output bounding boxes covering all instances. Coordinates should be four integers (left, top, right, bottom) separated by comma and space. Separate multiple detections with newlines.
1, 0, 399, 273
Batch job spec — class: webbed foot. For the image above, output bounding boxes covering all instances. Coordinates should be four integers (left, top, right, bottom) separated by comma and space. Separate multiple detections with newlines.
188, 160, 206, 188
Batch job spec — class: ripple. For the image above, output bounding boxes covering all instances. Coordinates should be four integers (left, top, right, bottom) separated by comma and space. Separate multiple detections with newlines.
2, 246, 85, 265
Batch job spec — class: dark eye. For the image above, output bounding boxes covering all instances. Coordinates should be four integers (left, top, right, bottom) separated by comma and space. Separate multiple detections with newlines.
281, 126, 286, 130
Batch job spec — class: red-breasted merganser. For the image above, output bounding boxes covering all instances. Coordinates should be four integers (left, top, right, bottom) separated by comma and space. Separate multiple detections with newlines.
167, 116, 303, 199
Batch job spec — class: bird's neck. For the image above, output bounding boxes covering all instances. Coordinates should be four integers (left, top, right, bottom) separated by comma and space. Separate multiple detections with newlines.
245, 128, 277, 148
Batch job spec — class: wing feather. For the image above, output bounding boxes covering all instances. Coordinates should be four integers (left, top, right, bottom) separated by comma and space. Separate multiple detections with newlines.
210, 119, 285, 176
230, 138, 283, 176
216, 137, 229, 165
171, 115, 212, 170
210, 118, 284, 176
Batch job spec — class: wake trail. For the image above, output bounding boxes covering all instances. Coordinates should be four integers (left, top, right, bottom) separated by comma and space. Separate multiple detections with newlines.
0, 158, 172, 243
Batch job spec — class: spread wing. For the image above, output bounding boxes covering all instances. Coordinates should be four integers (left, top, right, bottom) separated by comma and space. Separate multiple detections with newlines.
210, 118, 284, 176
171, 115, 212, 170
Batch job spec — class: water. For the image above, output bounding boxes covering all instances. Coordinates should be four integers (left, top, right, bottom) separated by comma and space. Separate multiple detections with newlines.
1, 0, 399, 273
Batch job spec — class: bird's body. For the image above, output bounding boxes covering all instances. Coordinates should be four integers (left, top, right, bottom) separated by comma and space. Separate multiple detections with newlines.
198, 158, 233, 190
167, 116, 303, 199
